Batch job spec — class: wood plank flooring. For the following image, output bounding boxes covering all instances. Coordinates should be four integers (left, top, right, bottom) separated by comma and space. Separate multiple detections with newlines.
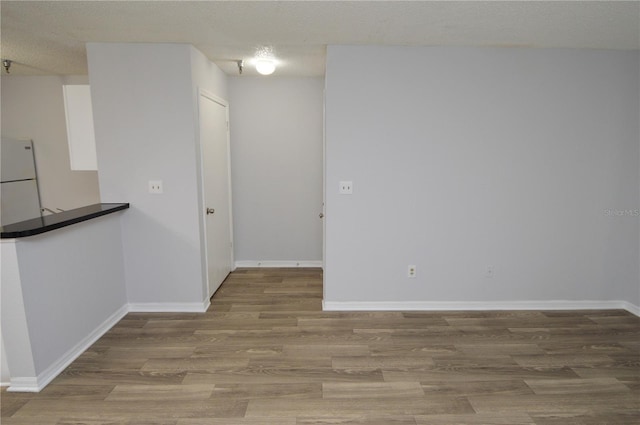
2, 268, 639, 424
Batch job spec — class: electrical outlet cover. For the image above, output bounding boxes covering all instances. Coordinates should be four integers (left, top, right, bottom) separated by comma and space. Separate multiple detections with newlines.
339, 181, 353, 194
149, 180, 163, 194
485, 265, 494, 278
408, 265, 417, 278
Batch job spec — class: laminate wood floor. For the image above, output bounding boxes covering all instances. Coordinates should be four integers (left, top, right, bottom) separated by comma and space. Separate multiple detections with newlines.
2, 268, 639, 424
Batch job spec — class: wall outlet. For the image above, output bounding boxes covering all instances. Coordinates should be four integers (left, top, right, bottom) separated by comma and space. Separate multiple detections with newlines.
149, 180, 163, 194
408, 265, 417, 278
485, 265, 495, 278
339, 181, 353, 194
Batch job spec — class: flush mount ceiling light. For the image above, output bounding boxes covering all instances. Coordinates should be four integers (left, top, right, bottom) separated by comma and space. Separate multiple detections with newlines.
255, 59, 276, 75
254, 46, 277, 75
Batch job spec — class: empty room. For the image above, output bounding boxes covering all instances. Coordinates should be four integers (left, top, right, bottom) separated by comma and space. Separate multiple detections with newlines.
1, 1, 638, 424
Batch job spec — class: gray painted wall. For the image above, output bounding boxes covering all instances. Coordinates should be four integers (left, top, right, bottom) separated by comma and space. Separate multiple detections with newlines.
325, 46, 639, 306
0, 335, 9, 384
229, 77, 324, 263
1, 75, 100, 212
12, 214, 126, 375
87, 43, 228, 306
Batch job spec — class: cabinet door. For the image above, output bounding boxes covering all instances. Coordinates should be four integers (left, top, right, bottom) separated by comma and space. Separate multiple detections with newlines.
63, 85, 98, 170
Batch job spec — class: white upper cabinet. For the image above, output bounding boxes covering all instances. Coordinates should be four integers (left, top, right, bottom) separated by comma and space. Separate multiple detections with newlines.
63, 85, 98, 170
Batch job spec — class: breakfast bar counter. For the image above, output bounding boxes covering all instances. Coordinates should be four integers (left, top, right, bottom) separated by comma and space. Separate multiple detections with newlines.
1, 203, 129, 238
1, 202, 130, 392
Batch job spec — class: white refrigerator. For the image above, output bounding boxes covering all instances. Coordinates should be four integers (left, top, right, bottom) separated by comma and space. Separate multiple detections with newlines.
1, 138, 42, 226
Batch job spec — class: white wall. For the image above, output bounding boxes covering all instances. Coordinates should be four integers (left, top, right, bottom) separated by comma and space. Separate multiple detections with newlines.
87, 43, 228, 308
229, 77, 324, 264
1, 75, 100, 211
325, 46, 639, 309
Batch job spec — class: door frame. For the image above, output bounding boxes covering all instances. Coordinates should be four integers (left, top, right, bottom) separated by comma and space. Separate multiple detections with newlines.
322, 87, 327, 300
197, 88, 235, 300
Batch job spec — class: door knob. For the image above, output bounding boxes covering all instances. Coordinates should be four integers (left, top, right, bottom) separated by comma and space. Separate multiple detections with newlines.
319, 213, 324, 219
206, 208, 215, 215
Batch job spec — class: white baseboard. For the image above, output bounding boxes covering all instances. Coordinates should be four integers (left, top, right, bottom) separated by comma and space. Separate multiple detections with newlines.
6, 377, 40, 392
128, 299, 210, 313
323, 300, 640, 316
235, 260, 322, 268
0, 381, 11, 387
7, 304, 129, 393
621, 301, 640, 316
6, 299, 213, 392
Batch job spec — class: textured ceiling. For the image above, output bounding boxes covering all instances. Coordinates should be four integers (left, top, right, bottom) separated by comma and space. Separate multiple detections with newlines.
1, 1, 639, 77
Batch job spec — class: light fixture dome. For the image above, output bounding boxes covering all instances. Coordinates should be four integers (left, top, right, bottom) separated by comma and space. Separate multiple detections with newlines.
255, 59, 276, 75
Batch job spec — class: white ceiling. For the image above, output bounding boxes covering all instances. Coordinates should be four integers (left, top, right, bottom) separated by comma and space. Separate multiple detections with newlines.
1, 1, 639, 77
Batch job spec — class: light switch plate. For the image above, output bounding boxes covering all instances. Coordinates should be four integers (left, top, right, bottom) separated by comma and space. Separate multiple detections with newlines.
149, 180, 163, 194
339, 181, 353, 194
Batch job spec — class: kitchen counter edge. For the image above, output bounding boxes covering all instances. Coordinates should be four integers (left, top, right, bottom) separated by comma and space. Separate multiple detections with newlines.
1, 203, 130, 239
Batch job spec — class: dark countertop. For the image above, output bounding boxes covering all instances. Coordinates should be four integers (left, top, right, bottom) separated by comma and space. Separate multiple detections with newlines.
1, 203, 129, 239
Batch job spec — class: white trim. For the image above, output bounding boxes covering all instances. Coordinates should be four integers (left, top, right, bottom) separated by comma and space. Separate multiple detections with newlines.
128, 299, 210, 313
235, 261, 323, 268
323, 300, 640, 316
621, 301, 640, 317
7, 304, 129, 393
0, 381, 11, 387
6, 377, 39, 392
6, 296, 214, 392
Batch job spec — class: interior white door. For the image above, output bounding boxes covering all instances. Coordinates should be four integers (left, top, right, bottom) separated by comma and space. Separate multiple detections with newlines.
199, 91, 233, 298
